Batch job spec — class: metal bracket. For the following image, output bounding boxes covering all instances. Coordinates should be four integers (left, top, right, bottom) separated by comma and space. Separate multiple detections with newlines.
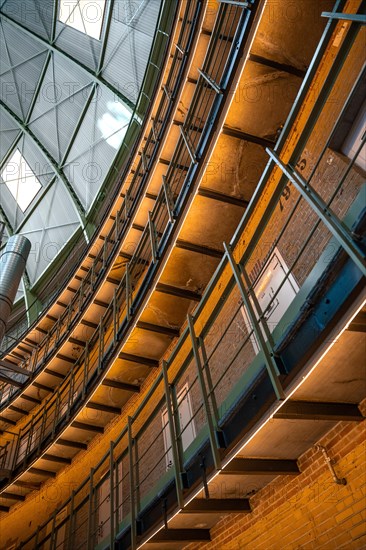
315, 444, 347, 485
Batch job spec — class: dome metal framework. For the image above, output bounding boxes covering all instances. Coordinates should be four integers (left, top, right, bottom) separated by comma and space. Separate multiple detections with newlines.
0, 0, 161, 302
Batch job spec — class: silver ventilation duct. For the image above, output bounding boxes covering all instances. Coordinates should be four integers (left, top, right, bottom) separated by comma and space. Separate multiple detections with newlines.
0, 235, 31, 343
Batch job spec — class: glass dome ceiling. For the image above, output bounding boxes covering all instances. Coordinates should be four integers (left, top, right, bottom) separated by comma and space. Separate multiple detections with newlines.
0, 0, 161, 302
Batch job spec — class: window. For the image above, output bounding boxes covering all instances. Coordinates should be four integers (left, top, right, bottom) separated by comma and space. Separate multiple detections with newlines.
241, 248, 299, 354
97, 101, 131, 150
59, 0, 106, 40
1, 149, 42, 212
162, 384, 196, 470
341, 99, 366, 172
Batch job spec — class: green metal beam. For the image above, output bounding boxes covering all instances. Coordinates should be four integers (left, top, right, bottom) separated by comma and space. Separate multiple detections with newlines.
0, 99, 87, 227
0, 12, 135, 112
321, 12, 366, 23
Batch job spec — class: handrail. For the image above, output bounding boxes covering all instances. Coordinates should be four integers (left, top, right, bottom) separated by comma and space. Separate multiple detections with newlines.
16, 4, 366, 549
0, 0, 175, 357
0, 0, 199, 409
0, 0, 255, 485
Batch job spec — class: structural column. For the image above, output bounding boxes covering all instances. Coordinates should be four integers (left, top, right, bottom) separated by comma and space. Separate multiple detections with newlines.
0, 234, 31, 343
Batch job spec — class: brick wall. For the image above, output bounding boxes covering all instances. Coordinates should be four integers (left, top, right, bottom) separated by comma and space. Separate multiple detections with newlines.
186, 400, 366, 550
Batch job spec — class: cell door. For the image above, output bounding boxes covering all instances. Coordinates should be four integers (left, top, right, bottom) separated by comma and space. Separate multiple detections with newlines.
96, 460, 123, 545
241, 248, 299, 354
162, 384, 196, 470
45, 507, 67, 550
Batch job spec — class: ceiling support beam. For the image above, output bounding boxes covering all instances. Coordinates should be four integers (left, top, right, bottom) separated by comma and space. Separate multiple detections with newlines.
87, 402, 121, 415
198, 187, 249, 208
29, 467, 56, 478
222, 125, 276, 148
9, 405, 28, 415
69, 337, 87, 347
274, 401, 364, 421
56, 353, 75, 364
223, 458, 300, 476
0, 359, 30, 377
248, 53, 306, 78
0, 374, 23, 388
22, 394, 41, 405
0, 415, 16, 426
118, 352, 159, 369
93, 298, 109, 309
102, 379, 140, 393
33, 381, 53, 392
43, 454, 72, 465
71, 421, 104, 434
152, 529, 211, 543
176, 239, 223, 259
347, 311, 366, 332
81, 319, 98, 330
57, 439, 87, 450
1, 492, 25, 501
183, 498, 250, 514
44, 368, 65, 380
136, 321, 180, 338
156, 282, 202, 302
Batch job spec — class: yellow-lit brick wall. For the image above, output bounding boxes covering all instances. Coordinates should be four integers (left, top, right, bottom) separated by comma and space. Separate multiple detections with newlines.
186, 401, 366, 550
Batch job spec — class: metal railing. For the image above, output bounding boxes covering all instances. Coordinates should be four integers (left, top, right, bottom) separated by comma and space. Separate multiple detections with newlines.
0, 0, 177, 356
15, 5, 366, 549
0, 0, 201, 409
0, 0, 258, 485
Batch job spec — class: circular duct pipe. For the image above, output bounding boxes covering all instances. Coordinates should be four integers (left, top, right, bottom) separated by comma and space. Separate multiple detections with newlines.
0, 235, 31, 343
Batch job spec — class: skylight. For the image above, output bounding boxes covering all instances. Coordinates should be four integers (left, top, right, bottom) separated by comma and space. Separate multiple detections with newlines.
1, 149, 42, 212
97, 101, 131, 149
59, 0, 106, 40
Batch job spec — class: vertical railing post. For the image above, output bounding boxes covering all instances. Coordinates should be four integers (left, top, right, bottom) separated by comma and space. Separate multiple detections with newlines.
115, 458, 120, 535
128, 416, 137, 550
148, 212, 158, 263
102, 240, 107, 269
134, 437, 140, 515
78, 279, 84, 311
199, 336, 220, 426
83, 342, 89, 397
53, 388, 60, 437
224, 243, 285, 399
67, 367, 75, 420
187, 314, 222, 470
98, 323, 104, 372
125, 188, 131, 218
115, 209, 120, 242
110, 441, 115, 550
162, 176, 175, 223
34, 526, 40, 550
152, 120, 157, 142
50, 510, 57, 550
39, 407, 47, 452
113, 289, 117, 344
87, 468, 94, 550
68, 490, 75, 550
25, 418, 34, 465
171, 384, 185, 476
162, 360, 185, 509
126, 265, 131, 321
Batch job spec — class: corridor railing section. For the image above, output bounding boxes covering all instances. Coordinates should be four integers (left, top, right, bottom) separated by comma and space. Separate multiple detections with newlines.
0, 0, 259, 485
18, 6, 366, 549
0, 0, 202, 409
0, 0, 178, 355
